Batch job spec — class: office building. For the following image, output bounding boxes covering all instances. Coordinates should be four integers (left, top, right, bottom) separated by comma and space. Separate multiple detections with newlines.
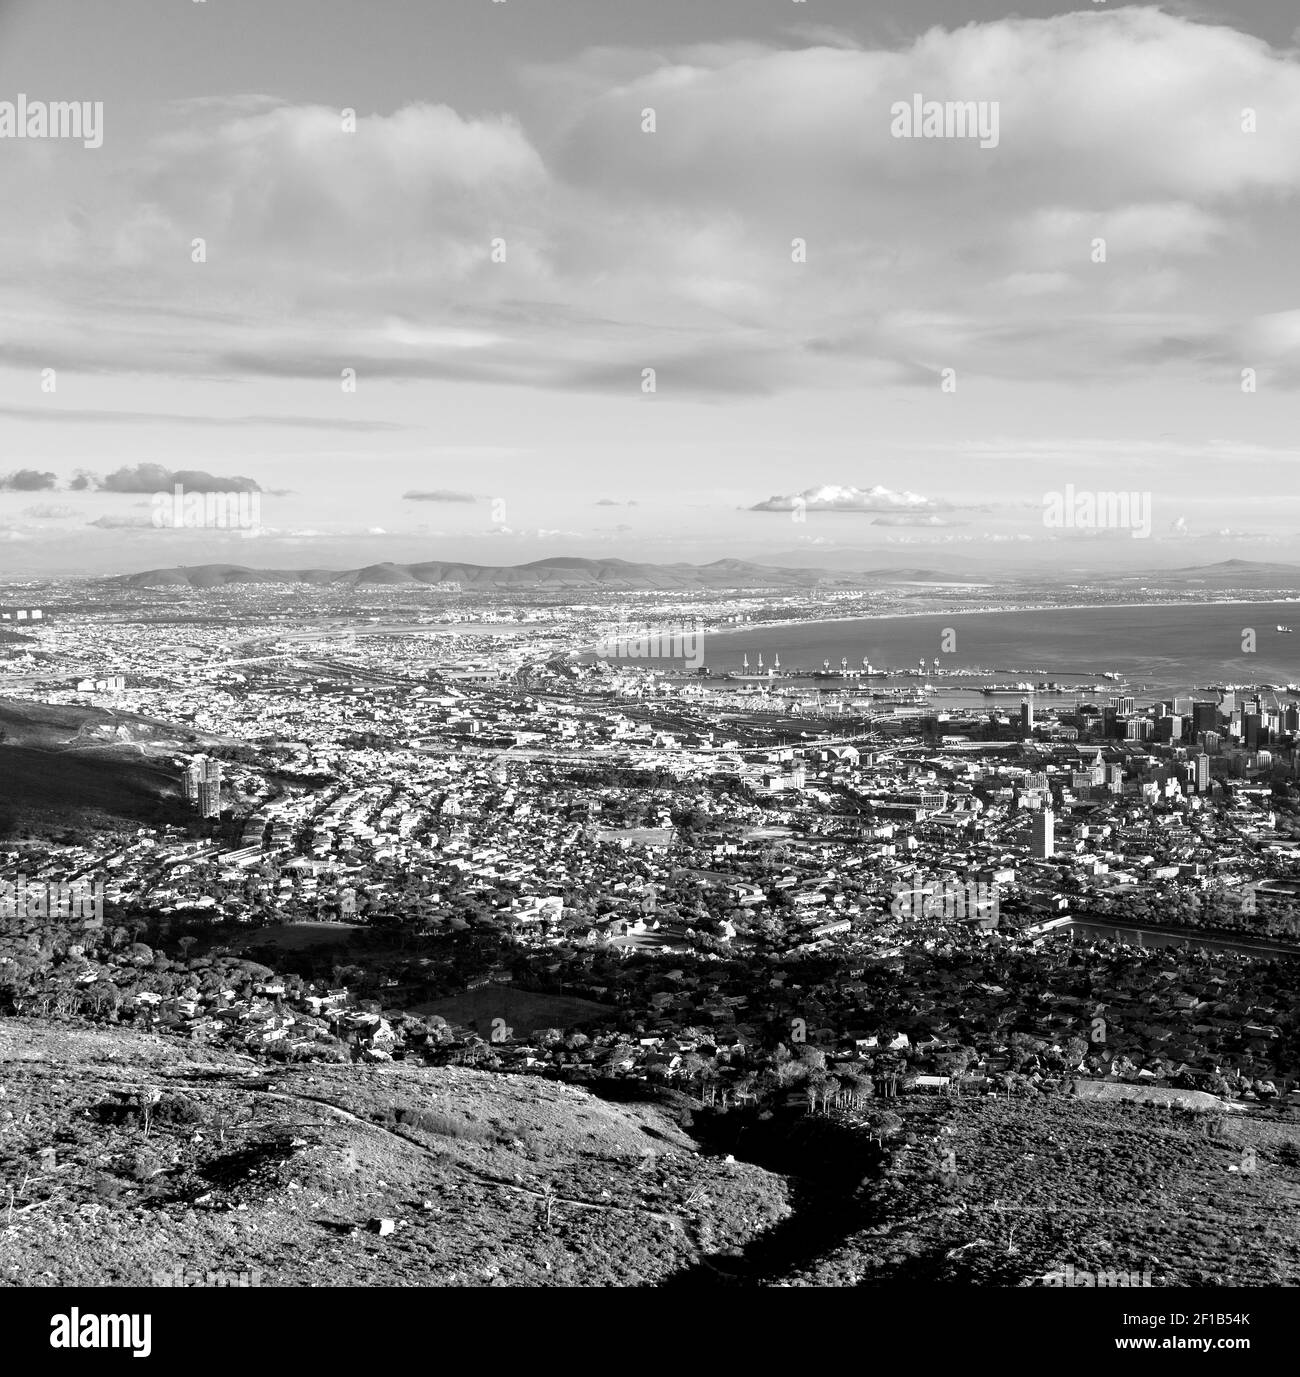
183, 756, 223, 819
1191, 702, 1219, 737
1031, 808, 1056, 859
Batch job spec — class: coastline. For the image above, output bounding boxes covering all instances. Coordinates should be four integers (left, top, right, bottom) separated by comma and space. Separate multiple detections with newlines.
701, 597, 1300, 640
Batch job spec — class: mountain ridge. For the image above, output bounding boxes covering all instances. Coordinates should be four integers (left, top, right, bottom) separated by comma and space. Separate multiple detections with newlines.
108, 557, 870, 591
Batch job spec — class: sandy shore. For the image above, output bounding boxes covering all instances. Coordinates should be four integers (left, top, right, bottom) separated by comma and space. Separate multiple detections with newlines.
702, 597, 1300, 639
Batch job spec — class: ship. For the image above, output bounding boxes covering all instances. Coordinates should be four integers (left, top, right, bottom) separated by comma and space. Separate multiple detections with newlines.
812, 657, 846, 681
727, 651, 790, 683
1277, 625, 1293, 633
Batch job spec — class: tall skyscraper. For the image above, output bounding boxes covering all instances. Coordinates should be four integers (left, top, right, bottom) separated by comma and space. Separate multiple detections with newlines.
1194, 753, 1210, 793
182, 759, 203, 804
1031, 808, 1055, 859
1191, 701, 1219, 738
1020, 697, 1034, 736
184, 755, 222, 818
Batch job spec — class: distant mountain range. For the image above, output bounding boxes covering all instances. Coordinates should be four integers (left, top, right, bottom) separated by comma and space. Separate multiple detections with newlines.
110, 557, 884, 591
104, 555, 1300, 593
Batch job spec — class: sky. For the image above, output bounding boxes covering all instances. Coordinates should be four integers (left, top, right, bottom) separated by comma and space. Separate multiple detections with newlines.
3, 0, 1300, 576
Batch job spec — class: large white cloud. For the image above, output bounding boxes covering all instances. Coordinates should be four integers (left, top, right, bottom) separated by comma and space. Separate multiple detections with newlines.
6, 9, 1300, 396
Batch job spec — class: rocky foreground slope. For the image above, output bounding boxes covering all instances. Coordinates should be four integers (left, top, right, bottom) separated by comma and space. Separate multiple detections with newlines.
5, 1018, 1300, 1287
0, 1020, 788, 1287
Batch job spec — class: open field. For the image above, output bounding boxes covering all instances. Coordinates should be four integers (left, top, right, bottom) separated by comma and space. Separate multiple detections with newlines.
413, 987, 613, 1037
232, 923, 364, 953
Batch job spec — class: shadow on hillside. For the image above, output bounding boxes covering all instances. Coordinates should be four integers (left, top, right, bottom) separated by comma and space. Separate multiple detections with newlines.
655, 1106, 891, 1288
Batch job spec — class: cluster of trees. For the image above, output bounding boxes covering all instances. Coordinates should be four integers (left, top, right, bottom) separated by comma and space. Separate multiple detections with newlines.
1088, 884, 1300, 940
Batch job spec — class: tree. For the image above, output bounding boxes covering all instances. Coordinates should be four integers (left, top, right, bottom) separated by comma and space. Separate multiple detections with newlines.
818, 1075, 841, 1114
795, 1045, 826, 1073
844, 1070, 874, 1107
678, 1052, 708, 1099
866, 1108, 902, 1143
1062, 1036, 1089, 1069
733, 1072, 758, 1106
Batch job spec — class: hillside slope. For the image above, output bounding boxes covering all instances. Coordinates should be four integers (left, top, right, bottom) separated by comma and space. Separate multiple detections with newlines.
0, 1020, 790, 1287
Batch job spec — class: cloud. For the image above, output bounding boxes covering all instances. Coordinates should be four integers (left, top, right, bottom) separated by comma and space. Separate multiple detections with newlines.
0, 469, 58, 491
7, 10, 1300, 400
99, 465, 262, 494
20, 504, 76, 519
752, 484, 941, 513
872, 513, 968, 528
87, 514, 156, 529
402, 489, 478, 503
0, 406, 411, 432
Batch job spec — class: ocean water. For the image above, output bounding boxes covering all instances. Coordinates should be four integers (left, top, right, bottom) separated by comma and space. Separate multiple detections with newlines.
613, 601, 1300, 701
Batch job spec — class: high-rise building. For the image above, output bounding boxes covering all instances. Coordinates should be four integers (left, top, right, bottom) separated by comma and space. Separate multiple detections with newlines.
1031, 808, 1055, 859
1194, 753, 1210, 792
183, 755, 222, 818
182, 760, 203, 804
1020, 698, 1034, 736
1155, 715, 1183, 743
1191, 702, 1219, 737
1244, 713, 1262, 750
